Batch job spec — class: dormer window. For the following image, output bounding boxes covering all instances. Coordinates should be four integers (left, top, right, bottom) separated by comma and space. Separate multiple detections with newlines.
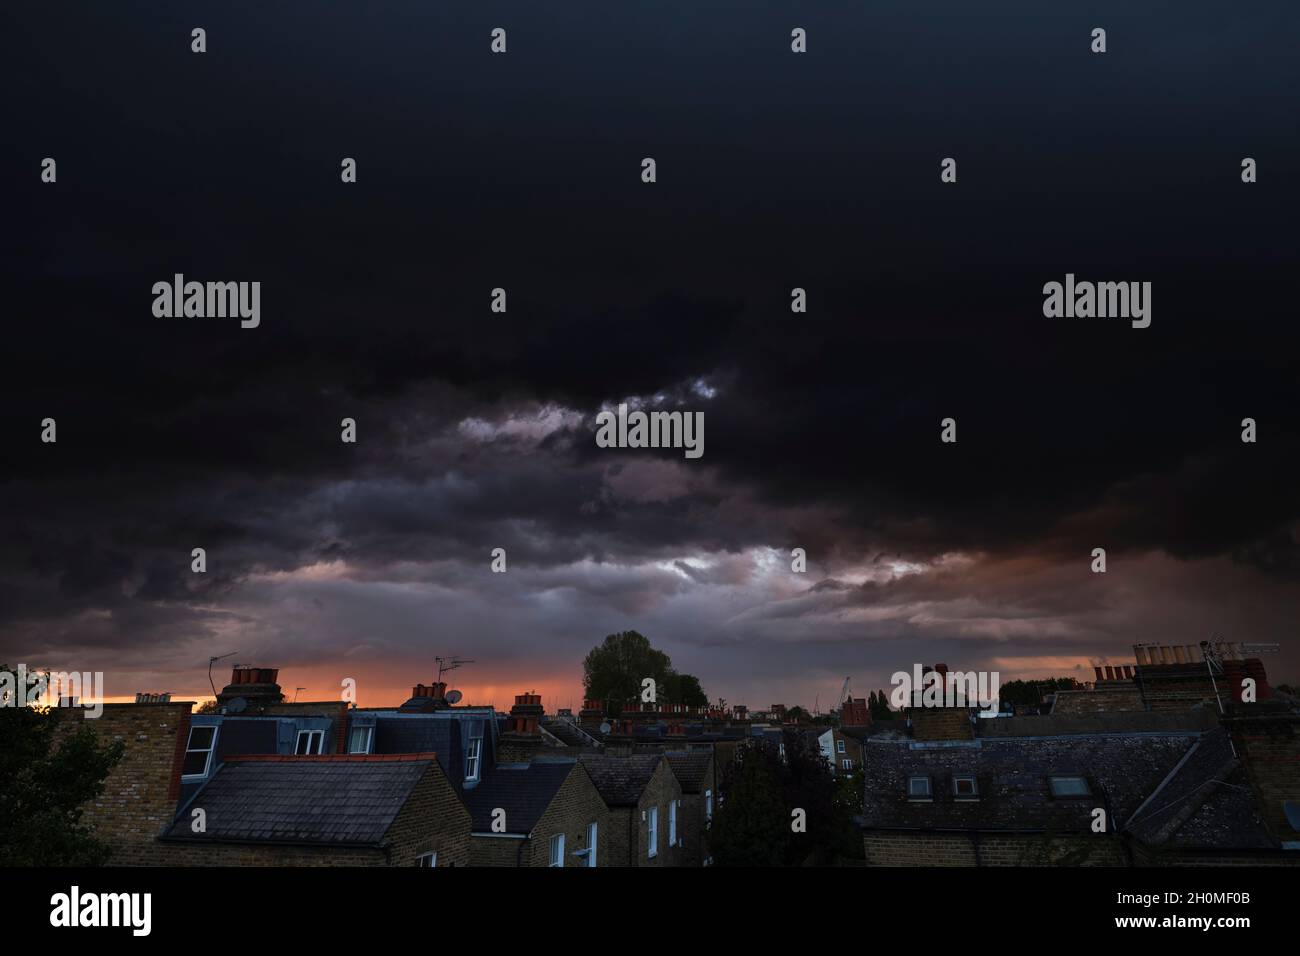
464, 734, 483, 782
953, 775, 978, 799
908, 775, 932, 800
182, 726, 218, 777
295, 729, 324, 755
1049, 775, 1090, 797
347, 726, 373, 754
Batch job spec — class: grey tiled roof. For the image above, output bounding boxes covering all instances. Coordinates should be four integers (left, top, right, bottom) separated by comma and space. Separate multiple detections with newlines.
579, 754, 663, 806
664, 751, 712, 793
1126, 729, 1276, 850
860, 733, 1197, 833
462, 759, 576, 834
164, 756, 434, 846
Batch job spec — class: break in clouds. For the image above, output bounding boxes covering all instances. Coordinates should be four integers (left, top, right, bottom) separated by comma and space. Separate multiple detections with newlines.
3, 363, 1297, 705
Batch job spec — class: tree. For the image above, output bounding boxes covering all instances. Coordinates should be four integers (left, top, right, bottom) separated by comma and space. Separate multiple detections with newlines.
710, 729, 858, 866
0, 669, 125, 865
660, 672, 708, 708
785, 705, 810, 723
581, 631, 707, 708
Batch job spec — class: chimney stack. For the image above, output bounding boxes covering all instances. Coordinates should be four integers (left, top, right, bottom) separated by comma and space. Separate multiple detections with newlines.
497, 691, 545, 763
216, 666, 284, 711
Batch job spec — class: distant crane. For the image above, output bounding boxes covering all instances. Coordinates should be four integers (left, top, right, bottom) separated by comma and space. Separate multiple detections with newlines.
840, 676, 852, 706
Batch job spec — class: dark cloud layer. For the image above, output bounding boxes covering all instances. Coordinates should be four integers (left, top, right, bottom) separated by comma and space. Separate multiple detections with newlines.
2, 2, 1297, 702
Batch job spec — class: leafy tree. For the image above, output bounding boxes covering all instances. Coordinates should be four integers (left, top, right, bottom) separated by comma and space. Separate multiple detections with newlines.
581, 631, 707, 708
707, 746, 788, 866
0, 669, 125, 865
785, 705, 810, 723
660, 671, 708, 708
710, 729, 858, 866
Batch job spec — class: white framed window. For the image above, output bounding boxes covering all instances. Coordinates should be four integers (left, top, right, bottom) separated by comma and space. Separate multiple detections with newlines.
669, 799, 678, 847
182, 725, 218, 777
347, 725, 373, 754
647, 806, 658, 858
465, 734, 483, 782
837, 739, 846, 754
295, 729, 324, 755
705, 789, 713, 823
908, 775, 932, 800
842, 758, 852, 771
1049, 775, 1090, 797
953, 775, 979, 799
416, 851, 437, 867
586, 822, 598, 868
549, 833, 565, 867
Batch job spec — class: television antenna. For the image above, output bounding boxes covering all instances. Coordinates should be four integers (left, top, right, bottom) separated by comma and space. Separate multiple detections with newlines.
436, 656, 475, 681
207, 651, 238, 697
294, 687, 306, 702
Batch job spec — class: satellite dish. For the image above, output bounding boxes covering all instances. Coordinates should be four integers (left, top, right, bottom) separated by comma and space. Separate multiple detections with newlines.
227, 697, 248, 714
599, 722, 612, 735
445, 689, 463, 705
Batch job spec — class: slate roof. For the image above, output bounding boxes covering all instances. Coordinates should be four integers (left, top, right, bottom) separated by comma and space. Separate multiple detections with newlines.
164, 754, 435, 846
860, 733, 1198, 833
462, 758, 577, 834
664, 751, 712, 793
1126, 728, 1276, 851
579, 754, 663, 806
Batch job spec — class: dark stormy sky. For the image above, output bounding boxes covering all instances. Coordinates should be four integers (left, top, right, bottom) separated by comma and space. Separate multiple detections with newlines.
2, 1, 1297, 708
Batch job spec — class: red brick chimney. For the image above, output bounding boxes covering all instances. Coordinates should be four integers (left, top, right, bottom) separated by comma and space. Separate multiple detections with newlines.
411, 681, 448, 701
1221, 659, 1271, 704
498, 691, 545, 763
216, 666, 284, 711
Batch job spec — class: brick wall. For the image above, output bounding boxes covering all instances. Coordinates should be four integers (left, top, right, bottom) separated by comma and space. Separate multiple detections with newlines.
910, 708, 974, 741
468, 834, 527, 866
59, 701, 194, 865
153, 842, 385, 866
518, 763, 608, 867
1051, 687, 1146, 715
863, 831, 1126, 866
380, 760, 472, 866
632, 758, 684, 867
1228, 712, 1300, 844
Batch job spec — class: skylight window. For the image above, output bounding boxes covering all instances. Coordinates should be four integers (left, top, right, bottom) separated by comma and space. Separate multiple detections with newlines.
1049, 775, 1090, 797
908, 775, 932, 799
